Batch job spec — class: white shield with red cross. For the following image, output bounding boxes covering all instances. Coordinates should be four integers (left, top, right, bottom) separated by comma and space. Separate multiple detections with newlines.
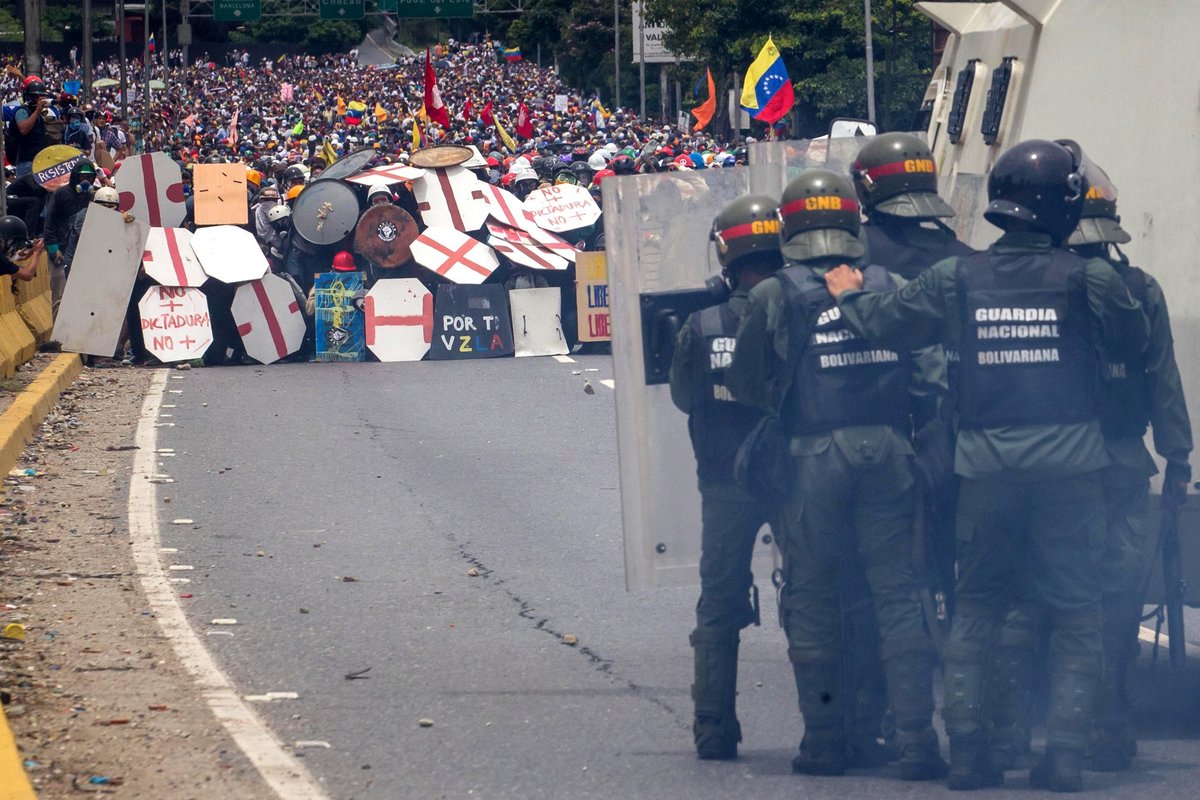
116, 152, 188, 228
409, 227, 499, 285
481, 184, 539, 233
190, 225, 270, 284
522, 184, 601, 234
143, 227, 207, 287
347, 163, 427, 186
364, 278, 434, 362
412, 165, 489, 231
526, 224, 579, 263
486, 222, 576, 266
231, 274, 307, 365
137, 285, 212, 363
488, 235, 569, 272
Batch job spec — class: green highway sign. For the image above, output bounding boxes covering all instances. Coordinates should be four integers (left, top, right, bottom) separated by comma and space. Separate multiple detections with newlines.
320, 0, 366, 20
394, 0, 473, 18
377, 0, 398, 10
213, 0, 261, 22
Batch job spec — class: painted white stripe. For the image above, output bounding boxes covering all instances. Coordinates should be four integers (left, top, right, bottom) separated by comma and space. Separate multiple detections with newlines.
1137, 625, 1200, 659
553, 355, 575, 364
600, 379, 615, 389
128, 370, 331, 800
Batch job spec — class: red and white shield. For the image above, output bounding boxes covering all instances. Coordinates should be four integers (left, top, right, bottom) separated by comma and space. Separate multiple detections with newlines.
481, 184, 539, 233
190, 225, 270, 284
522, 184, 601, 234
137, 285, 212, 363
526, 225, 579, 263
143, 228, 207, 287
116, 152, 188, 228
409, 227, 499, 285
412, 165, 489, 231
231, 274, 306, 365
488, 236, 569, 271
364, 278, 434, 362
347, 163, 426, 186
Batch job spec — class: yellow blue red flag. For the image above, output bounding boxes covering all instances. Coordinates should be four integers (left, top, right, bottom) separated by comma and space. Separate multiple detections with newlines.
740, 36, 794, 124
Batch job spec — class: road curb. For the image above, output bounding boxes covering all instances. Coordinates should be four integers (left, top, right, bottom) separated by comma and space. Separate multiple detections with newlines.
0, 352, 82, 800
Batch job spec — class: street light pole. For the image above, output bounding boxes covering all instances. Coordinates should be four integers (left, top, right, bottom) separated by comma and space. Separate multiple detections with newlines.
119, 0, 129, 120
82, 0, 92, 104
864, 0, 877, 124
613, 0, 620, 107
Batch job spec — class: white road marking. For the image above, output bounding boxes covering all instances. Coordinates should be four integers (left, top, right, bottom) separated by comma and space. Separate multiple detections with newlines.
128, 371, 331, 800
553, 355, 576, 364
600, 379, 615, 389
1138, 625, 1200, 659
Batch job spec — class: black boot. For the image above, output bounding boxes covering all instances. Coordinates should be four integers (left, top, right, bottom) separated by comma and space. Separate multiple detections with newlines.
885, 651, 947, 781
789, 648, 846, 776
944, 647, 1002, 790
1030, 747, 1084, 793
690, 627, 741, 760
947, 732, 1004, 790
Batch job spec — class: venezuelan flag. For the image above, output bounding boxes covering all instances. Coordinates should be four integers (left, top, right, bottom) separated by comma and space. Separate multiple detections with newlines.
346, 100, 367, 126
740, 36, 794, 124
503, 47, 522, 63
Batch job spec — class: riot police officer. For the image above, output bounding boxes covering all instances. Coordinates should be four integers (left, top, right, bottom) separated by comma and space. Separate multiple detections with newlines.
1068, 165, 1191, 770
824, 140, 1149, 792
668, 195, 782, 761
850, 132, 975, 279
727, 170, 945, 781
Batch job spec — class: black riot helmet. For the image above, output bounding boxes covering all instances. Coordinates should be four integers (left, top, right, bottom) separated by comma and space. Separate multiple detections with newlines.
850, 132, 954, 219
984, 139, 1089, 244
23, 80, 50, 102
710, 194, 783, 273
280, 164, 306, 189
1066, 160, 1131, 246
0, 215, 29, 253
778, 169, 865, 262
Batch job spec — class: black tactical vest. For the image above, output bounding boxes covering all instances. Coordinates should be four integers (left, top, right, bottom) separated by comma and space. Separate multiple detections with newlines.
687, 303, 762, 483
778, 264, 911, 435
865, 215, 975, 280
1100, 260, 1152, 439
8, 107, 45, 165
955, 249, 1097, 428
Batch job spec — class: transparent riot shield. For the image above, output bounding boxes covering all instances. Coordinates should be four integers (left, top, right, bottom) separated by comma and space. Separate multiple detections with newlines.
607, 167, 781, 591
748, 133, 926, 198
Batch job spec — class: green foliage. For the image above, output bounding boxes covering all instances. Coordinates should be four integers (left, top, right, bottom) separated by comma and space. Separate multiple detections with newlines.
303, 20, 364, 49
43, 5, 83, 43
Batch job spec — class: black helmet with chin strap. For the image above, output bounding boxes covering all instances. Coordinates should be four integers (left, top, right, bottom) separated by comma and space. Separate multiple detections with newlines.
710, 194, 783, 275
984, 139, 1089, 244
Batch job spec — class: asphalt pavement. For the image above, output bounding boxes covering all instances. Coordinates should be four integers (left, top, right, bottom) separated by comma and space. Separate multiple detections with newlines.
150, 355, 1200, 800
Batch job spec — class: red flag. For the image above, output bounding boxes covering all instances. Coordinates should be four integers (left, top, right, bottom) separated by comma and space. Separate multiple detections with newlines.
516, 102, 533, 139
691, 68, 716, 132
423, 49, 450, 127
480, 101, 494, 128
462, 98, 473, 122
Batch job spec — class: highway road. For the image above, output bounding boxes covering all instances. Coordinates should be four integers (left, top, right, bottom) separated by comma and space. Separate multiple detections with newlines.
142, 355, 1200, 799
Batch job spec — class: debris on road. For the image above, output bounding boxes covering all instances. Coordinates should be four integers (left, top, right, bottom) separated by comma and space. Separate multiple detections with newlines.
344, 667, 371, 680
561, 634, 579, 646
418, 718, 434, 728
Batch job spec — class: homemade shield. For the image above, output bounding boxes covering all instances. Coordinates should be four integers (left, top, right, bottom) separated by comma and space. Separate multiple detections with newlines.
428, 284, 513, 360
488, 236, 569, 272
314, 271, 366, 362
410, 227, 499, 284
522, 184, 601, 233
346, 163, 426, 187
142, 227, 207, 287
607, 167, 780, 591
193, 162, 249, 225
410, 145, 473, 169
32, 144, 84, 190
115, 152, 188, 227
52, 206, 150, 356
231, 274, 307, 365
320, 148, 377, 182
190, 225, 269, 284
412, 165, 490, 231
364, 278, 434, 362
292, 178, 361, 250
508, 288, 568, 357
480, 183, 539, 233
353, 204, 419, 268
137, 286, 212, 363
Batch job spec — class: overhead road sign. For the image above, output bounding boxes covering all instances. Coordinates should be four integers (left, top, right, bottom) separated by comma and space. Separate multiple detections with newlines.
214, 0, 262, 22
320, 0, 365, 20
395, 0, 473, 18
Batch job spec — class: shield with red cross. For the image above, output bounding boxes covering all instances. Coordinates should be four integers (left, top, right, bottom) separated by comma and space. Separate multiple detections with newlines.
522, 184, 601, 235
487, 235, 569, 272
231, 274, 307, 365
409, 227, 499, 285
481, 184, 540, 234
412, 165, 489, 231
526, 225, 579, 263
137, 285, 212, 363
143, 227, 207, 288
364, 278, 434, 362
190, 225, 270, 284
347, 163, 427, 187
116, 152, 188, 228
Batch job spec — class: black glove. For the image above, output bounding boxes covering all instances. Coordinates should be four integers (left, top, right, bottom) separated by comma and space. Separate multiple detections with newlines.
1163, 461, 1191, 508
912, 419, 954, 493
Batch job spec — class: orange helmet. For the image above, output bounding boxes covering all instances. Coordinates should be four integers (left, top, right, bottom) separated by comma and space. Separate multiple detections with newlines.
286, 184, 304, 202
246, 168, 263, 188
332, 250, 356, 271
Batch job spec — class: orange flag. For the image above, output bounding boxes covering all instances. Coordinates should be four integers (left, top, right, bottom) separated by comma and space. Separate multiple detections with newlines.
691, 68, 717, 132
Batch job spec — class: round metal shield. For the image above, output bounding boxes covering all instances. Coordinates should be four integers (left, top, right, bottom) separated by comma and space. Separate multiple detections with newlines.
32, 144, 85, 190
319, 148, 377, 182
354, 204, 419, 268
292, 179, 362, 248
410, 145, 473, 169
